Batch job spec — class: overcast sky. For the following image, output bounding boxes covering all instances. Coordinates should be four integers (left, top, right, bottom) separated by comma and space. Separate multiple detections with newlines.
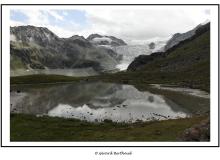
10, 8, 210, 44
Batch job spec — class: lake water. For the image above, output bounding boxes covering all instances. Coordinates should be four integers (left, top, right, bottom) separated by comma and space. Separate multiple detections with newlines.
10, 82, 192, 123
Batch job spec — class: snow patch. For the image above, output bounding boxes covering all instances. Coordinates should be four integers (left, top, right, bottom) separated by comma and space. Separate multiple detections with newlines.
150, 41, 167, 52
92, 37, 112, 43
10, 34, 17, 42
44, 32, 52, 41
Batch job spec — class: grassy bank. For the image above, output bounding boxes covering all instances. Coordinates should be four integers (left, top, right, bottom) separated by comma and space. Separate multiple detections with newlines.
10, 74, 82, 84
11, 70, 209, 92
11, 114, 208, 141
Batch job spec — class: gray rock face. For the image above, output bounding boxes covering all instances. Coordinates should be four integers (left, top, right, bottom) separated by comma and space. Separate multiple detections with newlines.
148, 42, 156, 49
10, 25, 122, 72
179, 118, 210, 141
87, 34, 127, 46
127, 53, 163, 71
10, 25, 60, 46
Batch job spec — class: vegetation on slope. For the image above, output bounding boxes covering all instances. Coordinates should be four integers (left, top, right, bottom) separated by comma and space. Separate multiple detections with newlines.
10, 54, 27, 70
127, 23, 210, 92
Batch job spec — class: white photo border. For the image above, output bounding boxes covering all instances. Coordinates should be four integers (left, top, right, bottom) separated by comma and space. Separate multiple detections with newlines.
1, 4, 219, 147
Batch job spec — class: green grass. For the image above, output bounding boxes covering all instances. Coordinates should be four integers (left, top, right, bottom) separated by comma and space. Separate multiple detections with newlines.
97, 71, 209, 92
10, 114, 208, 141
10, 74, 82, 84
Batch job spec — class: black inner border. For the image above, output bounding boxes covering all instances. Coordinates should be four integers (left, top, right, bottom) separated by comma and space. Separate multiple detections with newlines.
1, 3, 219, 147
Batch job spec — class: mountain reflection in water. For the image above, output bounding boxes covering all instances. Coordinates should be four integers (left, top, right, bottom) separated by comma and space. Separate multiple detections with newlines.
10, 82, 191, 123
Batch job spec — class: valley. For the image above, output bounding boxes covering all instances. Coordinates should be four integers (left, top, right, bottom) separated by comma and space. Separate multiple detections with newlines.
10, 22, 210, 142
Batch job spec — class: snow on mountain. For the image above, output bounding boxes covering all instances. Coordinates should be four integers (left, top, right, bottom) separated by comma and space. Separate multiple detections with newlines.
10, 34, 17, 42
92, 37, 112, 43
87, 34, 127, 46
110, 38, 168, 71
150, 41, 167, 52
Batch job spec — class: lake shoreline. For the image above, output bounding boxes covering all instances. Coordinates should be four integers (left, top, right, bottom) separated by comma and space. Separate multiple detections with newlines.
10, 71, 210, 92
10, 73, 210, 141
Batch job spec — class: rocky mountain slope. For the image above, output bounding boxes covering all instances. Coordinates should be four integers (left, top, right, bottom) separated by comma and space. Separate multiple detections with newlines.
10, 26, 122, 73
127, 22, 210, 90
164, 23, 206, 51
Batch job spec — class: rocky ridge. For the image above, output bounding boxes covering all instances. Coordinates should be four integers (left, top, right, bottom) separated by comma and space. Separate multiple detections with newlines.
164, 22, 208, 51
127, 22, 210, 72
10, 25, 123, 73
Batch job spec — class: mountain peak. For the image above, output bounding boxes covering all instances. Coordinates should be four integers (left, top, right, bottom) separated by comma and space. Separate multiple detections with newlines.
10, 25, 59, 46
164, 22, 210, 51
87, 34, 103, 41
70, 35, 86, 40
10, 25, 122, 73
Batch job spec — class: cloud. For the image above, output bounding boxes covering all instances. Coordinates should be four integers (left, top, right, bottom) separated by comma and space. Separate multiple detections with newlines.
10, 8, 210, 44
10, 19, 25, 26
15, 10, 50, 26
62, 11, 68, 16
10, 9, 81, 38
48, 25, 75, 38
47, 10, 64, 21
85, 8, 210, 42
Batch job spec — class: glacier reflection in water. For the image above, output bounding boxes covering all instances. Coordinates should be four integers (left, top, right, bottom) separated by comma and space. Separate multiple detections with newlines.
10, 82, 191, 123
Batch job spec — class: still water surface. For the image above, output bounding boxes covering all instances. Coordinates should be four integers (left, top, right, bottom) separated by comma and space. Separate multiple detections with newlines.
10, 82, 191, 123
